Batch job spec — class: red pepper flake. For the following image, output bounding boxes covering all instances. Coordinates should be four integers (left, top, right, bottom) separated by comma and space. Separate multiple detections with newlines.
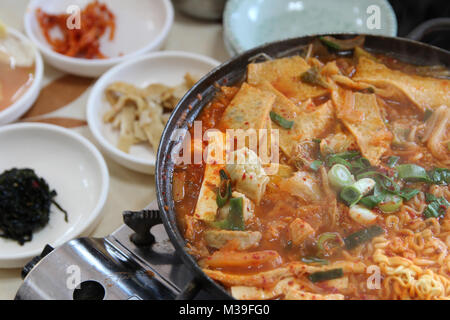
188, 104, 193, 110
31, 180, 40, 189
164, 205, 169, 211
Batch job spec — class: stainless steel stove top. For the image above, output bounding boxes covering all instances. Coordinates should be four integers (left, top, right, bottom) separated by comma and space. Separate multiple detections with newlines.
15, 202, 216, 300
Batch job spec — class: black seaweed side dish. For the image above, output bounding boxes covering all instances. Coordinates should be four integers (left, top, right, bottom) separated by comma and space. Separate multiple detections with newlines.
0, 168, 68, 245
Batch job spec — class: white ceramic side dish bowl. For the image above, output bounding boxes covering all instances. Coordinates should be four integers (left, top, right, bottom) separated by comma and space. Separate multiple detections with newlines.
24, 0, 174, 77
0, 123, 109, 268
224, 0, 398, 54
87, 51, 220, 174
0, 27, 43, 125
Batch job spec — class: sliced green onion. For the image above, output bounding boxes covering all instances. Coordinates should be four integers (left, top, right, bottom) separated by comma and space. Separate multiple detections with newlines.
377, 194, 403, 213
216, 169, 232, 208
397, 164, 430, 182
334, 151, 361, 160
423, 194, 449, 219
270, 111, 294, 129
327, 156, 352, 168
328, 164, 355, 191
301, 256, 329, 265
213, 197, 245, 231
424, 202, 441, 219
300, 66, 329, 89
317, 232, 342, 254
309, 160, 323, 172
308, 268, 344, 283
423, 109, 433, 121
340, 185, 362, 206
326, 151, 360, 169
357, 171, 400, 193
219, 169, 228, 181
427, 168, 449, 185
344, 225, 384, 250
340, 178, 374, 207
398, 188, 420, 201
350, 157, 371, 173
228, 197, 245, 230
359, 195, 383, 209
353, 178, 376, 195
387, 156, 400, 168
425, 193, 438, 203
319, 37, 341, 50
319, 35, 365, 51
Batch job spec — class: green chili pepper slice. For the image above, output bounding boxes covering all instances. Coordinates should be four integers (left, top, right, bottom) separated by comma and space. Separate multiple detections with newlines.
270, 111, 294, 129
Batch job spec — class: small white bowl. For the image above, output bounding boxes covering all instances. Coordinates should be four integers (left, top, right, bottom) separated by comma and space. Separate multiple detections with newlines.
24, 0, 174, 77
87, 51, 220, 174
0, 123, 109, 268
0, 27, 43, 125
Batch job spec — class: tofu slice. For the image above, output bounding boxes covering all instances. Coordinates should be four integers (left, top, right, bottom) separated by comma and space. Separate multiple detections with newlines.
204, 230, 262, 250
193, 164, 224, 222
193, 132, 226, 222
231, 191, 254, 221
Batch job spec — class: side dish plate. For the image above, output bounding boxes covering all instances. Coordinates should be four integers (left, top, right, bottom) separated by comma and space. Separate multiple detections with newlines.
0, 123, 109, 268
87, 51, 220, 174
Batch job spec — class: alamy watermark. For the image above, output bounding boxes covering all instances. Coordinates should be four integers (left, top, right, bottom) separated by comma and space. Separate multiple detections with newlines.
66, 5, 81, 30
366, 5, 382, 30
170, 121, 280, 171
65, 264, 382, 291
63, 3, 382, 31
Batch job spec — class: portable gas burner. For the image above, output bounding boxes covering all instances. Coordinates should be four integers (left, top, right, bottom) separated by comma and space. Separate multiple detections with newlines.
15, 201, 218, 300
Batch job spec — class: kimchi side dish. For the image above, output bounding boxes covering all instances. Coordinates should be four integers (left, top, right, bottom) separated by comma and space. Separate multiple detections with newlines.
173, 37, 450, 300
36, 1, 115, 59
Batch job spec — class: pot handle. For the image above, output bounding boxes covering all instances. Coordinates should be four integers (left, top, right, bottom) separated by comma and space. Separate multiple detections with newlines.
406, 18, 450, 41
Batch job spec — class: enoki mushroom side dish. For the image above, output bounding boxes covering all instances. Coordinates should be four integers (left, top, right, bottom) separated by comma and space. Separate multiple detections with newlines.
103, 74, 198, 153
173, 36, 450, 300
